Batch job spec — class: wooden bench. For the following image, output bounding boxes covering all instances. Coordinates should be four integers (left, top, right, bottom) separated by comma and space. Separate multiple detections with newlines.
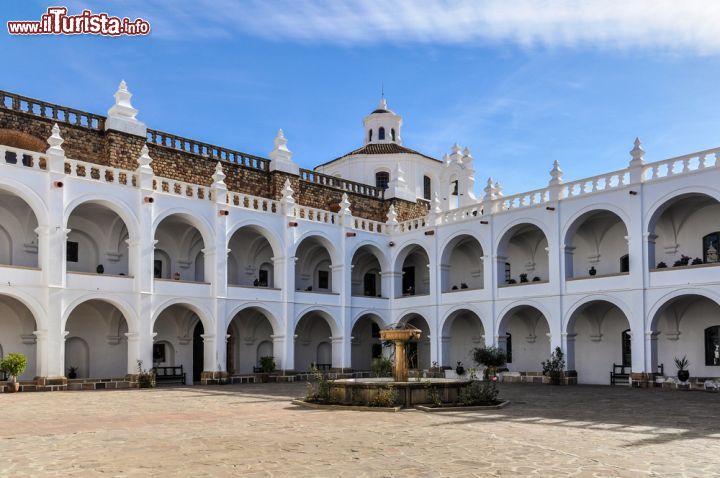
610, 363, 630, 385
152, 365, 186, 385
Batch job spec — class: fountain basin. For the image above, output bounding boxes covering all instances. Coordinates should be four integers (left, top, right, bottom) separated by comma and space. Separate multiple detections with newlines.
330, 377, 473, 408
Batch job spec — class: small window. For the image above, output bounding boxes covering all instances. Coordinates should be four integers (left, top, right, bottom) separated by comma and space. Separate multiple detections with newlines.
452, 180, 459, 196
703, 232, 719, 263
622, 329, 632, 367
258, 269, 269, 287
66, 241, 79, 263
318, 270, 329, 289
705, 326, 720, 366
153, 343, 166, 363
423, 175, 432, 201
368, 129, 373, 142
375, 171, 389, 189
391, 128, 396, 141
504, 262, 511, 283
153, 259, 163, 279
505, 333, 512, 364
363, 272, 377, 296
620, 254, 630, 273
378, 127, 385, 140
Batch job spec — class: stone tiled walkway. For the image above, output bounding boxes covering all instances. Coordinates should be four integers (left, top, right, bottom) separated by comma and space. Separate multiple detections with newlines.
1, 383, 719, 477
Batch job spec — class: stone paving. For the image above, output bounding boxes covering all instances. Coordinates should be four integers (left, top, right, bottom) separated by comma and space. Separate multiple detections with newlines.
1, 383, 719, 477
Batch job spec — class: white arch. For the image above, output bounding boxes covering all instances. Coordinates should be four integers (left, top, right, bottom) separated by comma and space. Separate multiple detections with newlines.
645, 186, 720, 233
561, 203, 631, 247
0, 289, 45, 330
64, 195, 140, 241
564, 294, 632, 334
153, 207, 215, 248
647, 288, 720, 332
62, 294, 139, 333
291, 231, 341, 265
226, 221, 283, 260
392, 241, 430, 272
151, 298, 214, 332
495, 217, 551, 252
351, 310, 389, 329
496, 299, 553, 337
225, 302, 281, 335
350, 240, 391, 273
294, 306, 341, 337
0, 177, 48, 227
439, 230, 487, 264
440, 304, 489, 338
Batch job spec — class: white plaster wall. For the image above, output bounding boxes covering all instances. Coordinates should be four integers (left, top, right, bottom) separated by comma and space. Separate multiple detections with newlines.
444, 238, 484, 291
66, 204, 130, 275
350, 317, 379, 370
153, 307, 200, 384
447, 314, 484, 368
572, 308, 629, 384
571, 216, 628, 277
0, 296, 37, 380
228, 311, 274, 374
655, 297, 720, 378
501, 312, 551, 373
505, 227, 549, 283
154, 217, 205, 282
228, 227, 275, 287
654, 199, 720, 267
0, 191, 39, 268
64, 302, 128, 378
294, 316, 332, 371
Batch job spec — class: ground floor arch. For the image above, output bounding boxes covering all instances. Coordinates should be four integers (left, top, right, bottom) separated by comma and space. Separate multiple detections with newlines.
398, 313, 431, 370
498, 305, 551, 373
226, 307, 277, 375
0, 294, 38, 380
64, 300, 130, 378
650, 294, 720, 378
441, 309, 485, 369
153, 304, 208, 384
351, 314, 384, 370
566, 300, 631, 384
294, 311, 335, 371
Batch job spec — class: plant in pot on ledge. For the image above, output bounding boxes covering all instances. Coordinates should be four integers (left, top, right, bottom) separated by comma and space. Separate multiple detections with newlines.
67, 366, 78, 379
674, 355, 690, 383
473, 346, 507, 381
1, 353, 28, 393
542, 347, 566, 385
259, 356, 276, 383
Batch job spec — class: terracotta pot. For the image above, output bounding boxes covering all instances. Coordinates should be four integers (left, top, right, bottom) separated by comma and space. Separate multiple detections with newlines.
5, 381, 20, 393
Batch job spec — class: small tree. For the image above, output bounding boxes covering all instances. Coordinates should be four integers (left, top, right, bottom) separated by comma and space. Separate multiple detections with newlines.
371, 356, 393, 377
259, 356, 276, 374
472, 346, 507, 380
0, 353, 28, 383
541, 347, 566, 385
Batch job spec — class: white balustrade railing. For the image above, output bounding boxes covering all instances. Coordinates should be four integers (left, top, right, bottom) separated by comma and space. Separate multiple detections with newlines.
294, 205, 337, 224
560, 169, 628, 198
441, 204, 483, 224
353, 217, 385, 233
498, 187, 550, 211
399, 216, 428, 232
154, 177, 209, 199
66, 158, 137, 188
228, 192, 280, 213
0, 145, 46, 171
642, 147, 720, 182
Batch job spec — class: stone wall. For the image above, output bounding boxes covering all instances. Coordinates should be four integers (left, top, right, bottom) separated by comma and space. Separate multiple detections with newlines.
0, 107, 428, 222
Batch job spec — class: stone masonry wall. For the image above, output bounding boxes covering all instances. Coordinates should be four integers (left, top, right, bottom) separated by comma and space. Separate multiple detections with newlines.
0, 108, 428, 222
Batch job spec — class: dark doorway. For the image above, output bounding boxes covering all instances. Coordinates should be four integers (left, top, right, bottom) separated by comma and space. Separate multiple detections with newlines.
621, 329, 632, 367
402, 266, 415, 295
363, 272, 377, 296
193, 321, 204, 382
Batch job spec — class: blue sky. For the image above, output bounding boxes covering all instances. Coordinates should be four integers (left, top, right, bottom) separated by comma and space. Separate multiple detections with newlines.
2, 1, 720, 195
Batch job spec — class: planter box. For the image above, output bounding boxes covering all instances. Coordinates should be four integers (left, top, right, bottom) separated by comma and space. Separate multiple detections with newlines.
291, 399, 402, 412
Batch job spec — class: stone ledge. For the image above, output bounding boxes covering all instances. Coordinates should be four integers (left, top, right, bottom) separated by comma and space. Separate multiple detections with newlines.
415, 400, 510, 412
290, 399, 402, 413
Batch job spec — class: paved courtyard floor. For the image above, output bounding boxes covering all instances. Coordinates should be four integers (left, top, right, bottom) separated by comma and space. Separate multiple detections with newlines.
1, 382, 719, 477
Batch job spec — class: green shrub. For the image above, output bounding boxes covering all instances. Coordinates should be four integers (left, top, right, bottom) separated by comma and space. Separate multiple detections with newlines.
259, 356, 276, 374
305, 366, 335, 403
0, 353, 28, 381
136, 360, 156, 388
541, 347, 566, 385
425, 383, 442, 407
457, 381, 500, 406
472, 346, 507, 379
371, 356, 393, 377
368, 385, 397, 407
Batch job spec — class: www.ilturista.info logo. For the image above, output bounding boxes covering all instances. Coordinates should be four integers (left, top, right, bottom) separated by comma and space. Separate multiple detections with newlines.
7, 7, 150, 36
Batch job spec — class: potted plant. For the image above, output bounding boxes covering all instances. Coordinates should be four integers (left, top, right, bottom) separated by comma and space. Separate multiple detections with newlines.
589, 266, 597, 276
1, 353, 28, 393
472, 346, 507, 380
691, 257, 704, 265
532, 276, 541, 282
657, 262, 667, 269
674, 355, 690, 382
258, 355, 276, 382
67, 366, 78, 379
455, 361, 465, 376
542, 347, 566, 385
519, 273, 529, 283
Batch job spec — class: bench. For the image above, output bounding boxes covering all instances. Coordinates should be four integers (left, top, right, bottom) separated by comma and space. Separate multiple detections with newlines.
152, 365, 186, 385
311, 363, 332, 371
610, 363, 630, 385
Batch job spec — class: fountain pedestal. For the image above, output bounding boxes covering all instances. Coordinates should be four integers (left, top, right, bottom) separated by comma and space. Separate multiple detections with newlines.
379, 328, 421, 382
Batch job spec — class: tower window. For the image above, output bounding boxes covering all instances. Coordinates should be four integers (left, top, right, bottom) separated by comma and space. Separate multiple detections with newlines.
452, 180, 459, 196
368, 129, 373, 142
423, 175, 432, 201
391, 128, 396, 141
67, 241, 79, 263
378, 127, 385, 140
318, 270, 329, 290
620, 254, 629, 273
375, 171, 389, 189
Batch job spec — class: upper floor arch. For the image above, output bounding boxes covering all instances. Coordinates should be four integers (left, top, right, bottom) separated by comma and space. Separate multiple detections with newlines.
440, 232, 485, 292
496, 220, 550, 286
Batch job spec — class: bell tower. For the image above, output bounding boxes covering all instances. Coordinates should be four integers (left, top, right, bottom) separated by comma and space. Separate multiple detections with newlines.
363, 97, 402, 145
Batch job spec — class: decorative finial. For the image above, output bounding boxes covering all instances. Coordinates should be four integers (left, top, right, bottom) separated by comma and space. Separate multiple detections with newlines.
549, 160, 563, 186
452, 143, 461, 154
281, 179, 295, 216
493, 181, 503, 197
483, 177, 494, 201
339, 193, 351, 216
108, 79, 138, 119
274, 129, 288, 149
46, 123, 64, 154
432, 191, 442, 214
137, 144, 153, 168
629, 137, 645, 165
386, 204, 398, 226
378, 97, 388, 111
212, 161, 226, 185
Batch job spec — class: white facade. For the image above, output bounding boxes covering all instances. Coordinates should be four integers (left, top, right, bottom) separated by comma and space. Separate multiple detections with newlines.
2, 87, 720, 386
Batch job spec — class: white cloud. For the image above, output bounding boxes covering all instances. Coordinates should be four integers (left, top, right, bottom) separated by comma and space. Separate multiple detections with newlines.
71, 0, 720, 54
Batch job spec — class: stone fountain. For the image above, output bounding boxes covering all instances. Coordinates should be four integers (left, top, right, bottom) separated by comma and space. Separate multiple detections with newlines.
329, 324, 472, 407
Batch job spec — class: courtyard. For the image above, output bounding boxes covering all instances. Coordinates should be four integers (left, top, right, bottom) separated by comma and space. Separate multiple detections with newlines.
1, 384, 719, 477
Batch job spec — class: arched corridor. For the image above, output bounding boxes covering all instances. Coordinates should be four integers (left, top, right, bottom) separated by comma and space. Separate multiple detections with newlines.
440, 235, 484, 292
441, 309, 484, 368
0, 294, 37, 380
295, 236, 335, 293
227, 226, 276, 288
395, 244, 430, 297
154, 214, 207, 282
497, 224, 549, 285
294, 311, 335, 371
351, 245, 385, 297
498, 305, 551, 373
398, 313, 431, 370
226, 307, 276, 375
153, 304, 208, 384
564, 210, 629, 279
0, 189, 39, 268
351, 314, 384, 370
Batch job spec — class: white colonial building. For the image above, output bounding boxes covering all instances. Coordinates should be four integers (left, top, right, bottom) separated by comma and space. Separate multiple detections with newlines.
1, 83, 719, 389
